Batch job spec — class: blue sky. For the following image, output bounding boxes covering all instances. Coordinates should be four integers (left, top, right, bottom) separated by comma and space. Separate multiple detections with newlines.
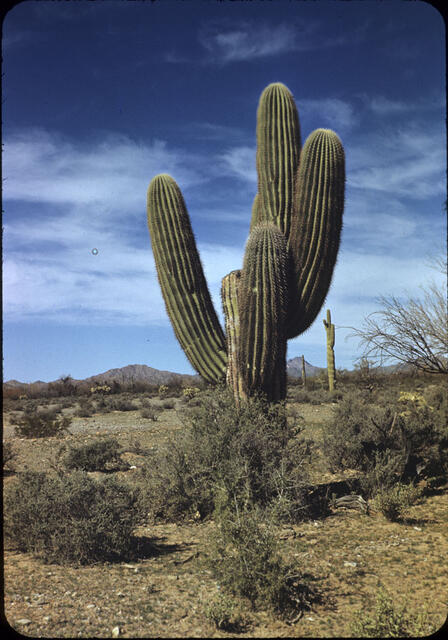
2, 0, 446, 383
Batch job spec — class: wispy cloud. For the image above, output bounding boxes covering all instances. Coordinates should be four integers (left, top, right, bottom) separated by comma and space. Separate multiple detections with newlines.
347, 124, 445, 199
297, 98, 358, 133
362, 94, 445, 115
218, 146, 257, 184
3, 129, 205, 210
198, 21, 300, 63
2, 127, 249, 326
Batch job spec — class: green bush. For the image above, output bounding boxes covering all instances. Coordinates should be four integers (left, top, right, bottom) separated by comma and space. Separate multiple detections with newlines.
107, 395, 139, 412
373, 483, 422, 522
137, 386, 311, 523
75, 399, 96, 417
207, 504, 317, 619
322, 388, 448, 497
3, 440, 17, 471
63, 438, 124, 472
4, 471, 140, 564
140, 405, 162, 421
14, 410, 71, 438
203, 592, 247, 632
350, 585, 430, 637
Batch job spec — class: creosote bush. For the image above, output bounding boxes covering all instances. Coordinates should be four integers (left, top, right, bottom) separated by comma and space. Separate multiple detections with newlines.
137, 385, 311, 523
4, 471, 140, 564
350, 585, 430, 637
62, 438, 125, 472
373, 483, 422, 522
207, 502, 319, 619
14, 410, 71, 438
322, 386, 448, 497
203, 592, 247, 632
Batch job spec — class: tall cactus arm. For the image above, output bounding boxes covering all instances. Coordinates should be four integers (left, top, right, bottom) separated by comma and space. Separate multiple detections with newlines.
147, 174, 227, 383
287, 129, 345, 339
238, 224, 289, 401
254, 82, 301, 238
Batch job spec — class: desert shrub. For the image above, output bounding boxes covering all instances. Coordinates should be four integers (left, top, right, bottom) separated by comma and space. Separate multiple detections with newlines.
182, 386, 200, 401
161, 398, 176, 410
373, 483, 422, 522
107, 395, 138, 412
75, 398, 95, 417
63, 438, 124, 472
290, 388, 341, 404
140, 405, 162, 421
3, 471, 140, 564
350, 585, 430, 637
3, 441, 17, 471
322, 388, 448, 497
158, 384, 169, 399
207, 504, 317, 618
138, 386, 311, 523
14, 410, 71, 438
203, 592, 247, 632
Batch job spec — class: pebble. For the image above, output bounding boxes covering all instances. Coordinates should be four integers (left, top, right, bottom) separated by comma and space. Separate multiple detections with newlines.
112, 626, 120, 637
413, 526, 422, 531
344, 561, 357, 567
16, 619, 32, 626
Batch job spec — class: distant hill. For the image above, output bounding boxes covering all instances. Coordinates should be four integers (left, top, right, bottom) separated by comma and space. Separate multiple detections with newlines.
4, 364, 198, 390
82, 364, 198, 386
287, 357, 325, 378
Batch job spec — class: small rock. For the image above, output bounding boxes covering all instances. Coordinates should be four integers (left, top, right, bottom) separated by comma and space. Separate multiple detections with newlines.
413, 526, 422, 531
112, 626, 120, 637
16, 619, 32, 626
86, 604, 96, 609
344, 561, 357, 567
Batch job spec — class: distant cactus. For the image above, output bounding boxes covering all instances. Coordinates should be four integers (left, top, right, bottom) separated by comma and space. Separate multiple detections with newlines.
323, 309, 336, 391
301, 355, 307, 389
147, 82, 345, 403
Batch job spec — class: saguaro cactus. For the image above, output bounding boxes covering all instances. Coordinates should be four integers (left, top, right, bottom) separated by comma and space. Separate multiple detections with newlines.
323, 309, 336, 392
146, 82, 345, 403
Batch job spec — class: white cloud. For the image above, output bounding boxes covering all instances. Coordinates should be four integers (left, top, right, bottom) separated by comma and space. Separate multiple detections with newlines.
218, 146, 257, 184
199, 22, 300, 63
347, 125, 445, 199
2, 129, 204, 210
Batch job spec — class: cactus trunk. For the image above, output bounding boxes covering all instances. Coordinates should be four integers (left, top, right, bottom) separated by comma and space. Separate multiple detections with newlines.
238, 224, 288, 402
146, 82, 345, 406
221, 270, 244, 400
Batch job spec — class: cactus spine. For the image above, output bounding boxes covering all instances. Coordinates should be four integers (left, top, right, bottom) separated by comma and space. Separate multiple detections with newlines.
323, 309, 336, 392
146, 82, 345, 404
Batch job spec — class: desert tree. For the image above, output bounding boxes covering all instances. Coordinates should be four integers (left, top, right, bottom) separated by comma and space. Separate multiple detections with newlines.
351, 276, 447, 374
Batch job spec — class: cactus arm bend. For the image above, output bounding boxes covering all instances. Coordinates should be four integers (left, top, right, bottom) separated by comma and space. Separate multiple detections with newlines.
147, 174, 227, 383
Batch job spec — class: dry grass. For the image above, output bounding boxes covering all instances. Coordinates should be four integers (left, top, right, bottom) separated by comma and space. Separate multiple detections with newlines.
3, 389, 447, 637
